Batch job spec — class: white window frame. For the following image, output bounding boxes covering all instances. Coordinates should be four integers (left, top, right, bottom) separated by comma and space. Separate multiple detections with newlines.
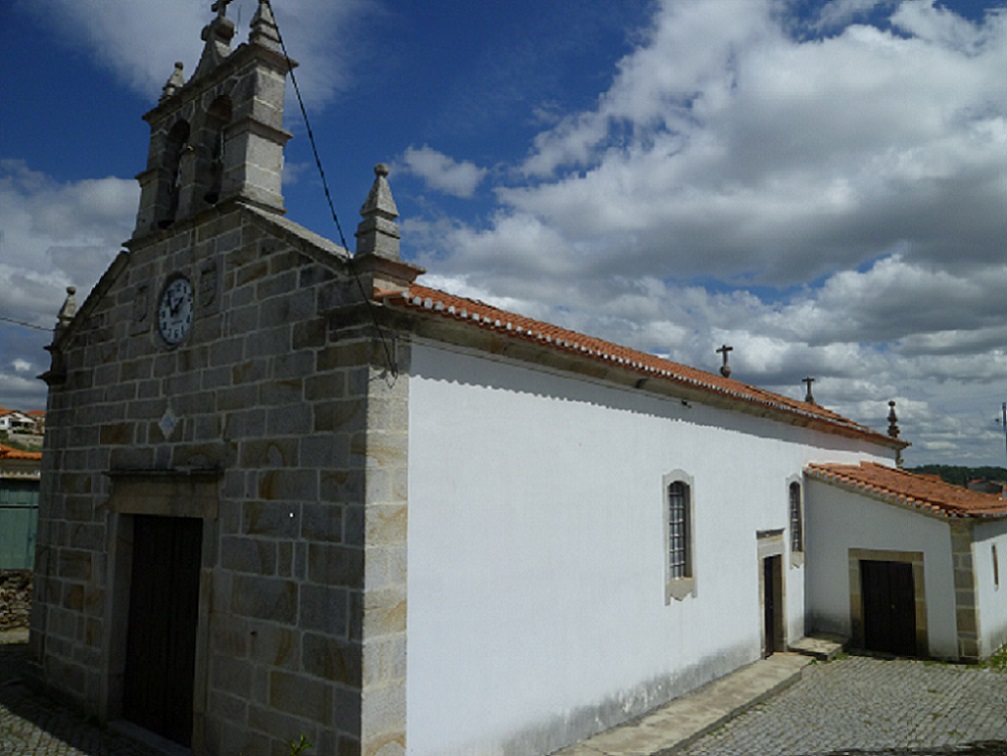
788, 475, 805, 567
663, 470, 696, 602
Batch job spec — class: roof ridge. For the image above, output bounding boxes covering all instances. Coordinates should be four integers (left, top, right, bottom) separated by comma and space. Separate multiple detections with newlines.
379, 284, 906, 448
806, 461, 1007, 518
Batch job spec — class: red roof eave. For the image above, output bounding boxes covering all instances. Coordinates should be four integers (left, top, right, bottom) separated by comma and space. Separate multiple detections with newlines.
0, 444, 43, 461
376, 284, 906, 450
806, 462, 1007, 519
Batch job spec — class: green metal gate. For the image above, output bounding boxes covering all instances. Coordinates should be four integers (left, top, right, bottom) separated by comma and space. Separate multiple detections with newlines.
0, 479, 39, 569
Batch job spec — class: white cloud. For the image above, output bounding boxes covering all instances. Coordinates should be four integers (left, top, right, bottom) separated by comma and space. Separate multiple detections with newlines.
6, 0, 1005, 465
24, 0, 369, 107
485, 0, 1007, 286
0, 160, 136, 327
813, 0, 891, 31
400, 146, 488, 198
0, 160, 136, 409
0, 371, 46, 411
405, 0, 1005, 464
890, 0, 994, 51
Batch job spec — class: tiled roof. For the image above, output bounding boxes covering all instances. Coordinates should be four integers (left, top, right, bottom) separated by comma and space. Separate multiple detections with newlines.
376, 284, 905, 448
0, 444, 42, 461
806, 461, 1007, 518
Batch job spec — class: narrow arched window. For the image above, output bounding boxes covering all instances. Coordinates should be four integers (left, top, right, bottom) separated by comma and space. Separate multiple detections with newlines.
668, 481, 691, 579
202, 96, 232, 205
789, 482, 803, 554
994, 544, 1000, 589
159, 120, 190, 228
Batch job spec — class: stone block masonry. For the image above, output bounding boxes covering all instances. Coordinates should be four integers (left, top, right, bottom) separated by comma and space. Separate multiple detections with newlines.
0, 571, 32, 630
33, 201, 410, 756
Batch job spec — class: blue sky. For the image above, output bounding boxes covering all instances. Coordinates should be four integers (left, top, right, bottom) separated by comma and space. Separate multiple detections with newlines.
1, 0, 1006, 466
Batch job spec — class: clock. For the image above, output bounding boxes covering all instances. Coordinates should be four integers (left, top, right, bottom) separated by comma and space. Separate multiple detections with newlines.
157, 276, 194, 345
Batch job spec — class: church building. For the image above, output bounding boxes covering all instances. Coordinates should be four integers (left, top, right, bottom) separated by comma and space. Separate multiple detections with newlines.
30, 4, 1007, 755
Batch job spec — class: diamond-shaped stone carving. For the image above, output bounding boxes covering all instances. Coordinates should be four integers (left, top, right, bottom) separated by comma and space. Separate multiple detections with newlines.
159, 407, 177, 440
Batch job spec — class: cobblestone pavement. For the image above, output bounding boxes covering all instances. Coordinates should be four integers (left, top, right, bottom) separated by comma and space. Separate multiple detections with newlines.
1, 640, 161, 756
4, 634, 1006, 755
674, 655, 1007, 756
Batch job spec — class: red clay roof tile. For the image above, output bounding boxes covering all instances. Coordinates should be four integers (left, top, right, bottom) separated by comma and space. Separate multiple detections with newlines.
0, 444, 43, 461
806, 461, 1007, 518
377, 284, 905, 448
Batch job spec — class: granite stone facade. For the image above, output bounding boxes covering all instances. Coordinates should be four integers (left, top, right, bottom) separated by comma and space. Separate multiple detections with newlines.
34, 197, 412, 756
33, 4, 1002, 756
31, 3, 412, 754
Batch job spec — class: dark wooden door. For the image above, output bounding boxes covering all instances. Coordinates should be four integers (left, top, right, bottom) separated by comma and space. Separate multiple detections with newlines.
861, 559, 915, 656
763, 555, 783, 657
124, 515, 202, 746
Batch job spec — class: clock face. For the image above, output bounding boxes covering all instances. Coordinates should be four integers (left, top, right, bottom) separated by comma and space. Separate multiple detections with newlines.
158, 276, 194, 345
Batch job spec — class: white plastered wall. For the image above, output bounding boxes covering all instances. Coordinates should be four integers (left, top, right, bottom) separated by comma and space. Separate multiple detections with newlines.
805, 479, 957, 657
405, 341, 893, 756
973, 518, 1007, 657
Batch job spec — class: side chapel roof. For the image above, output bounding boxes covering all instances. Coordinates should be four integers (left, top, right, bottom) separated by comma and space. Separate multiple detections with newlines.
376, 284, 907, 449
806, 461, 1007, 519
0, 444, 42, 462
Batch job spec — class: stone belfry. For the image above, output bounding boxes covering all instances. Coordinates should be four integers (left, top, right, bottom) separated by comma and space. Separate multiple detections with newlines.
133, 0, 295, 235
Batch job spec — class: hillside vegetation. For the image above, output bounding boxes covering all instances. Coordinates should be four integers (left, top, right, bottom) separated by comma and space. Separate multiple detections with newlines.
908, 465, 1007, 487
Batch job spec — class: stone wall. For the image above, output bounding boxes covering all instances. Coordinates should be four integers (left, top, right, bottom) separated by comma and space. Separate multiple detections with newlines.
33, 201, 407, 756
0, 570, 32, 630
951, 521, 980, 661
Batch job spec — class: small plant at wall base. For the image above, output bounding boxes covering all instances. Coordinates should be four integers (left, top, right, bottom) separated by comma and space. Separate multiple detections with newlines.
289, 734, 313, 755
984, 643, 1007, 672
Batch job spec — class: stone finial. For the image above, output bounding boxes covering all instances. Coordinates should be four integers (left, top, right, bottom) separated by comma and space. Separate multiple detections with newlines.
803, 377, 816, 404
355, 163, 401, 260
56, 286, 77, 332
160, 62, 186, 102
250, 0, 281, 51
887, 400, 900, 438
716, 344, 733, 378
194, 3, 236, 79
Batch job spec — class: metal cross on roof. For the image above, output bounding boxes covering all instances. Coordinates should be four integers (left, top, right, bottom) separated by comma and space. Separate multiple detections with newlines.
211, 0, 235, 17
716, 344, 733, 378
803, 377, 816, 404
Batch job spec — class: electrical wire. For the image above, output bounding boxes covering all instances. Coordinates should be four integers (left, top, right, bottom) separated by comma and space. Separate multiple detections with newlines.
263, 0, 399, 380
0, 315, 50, 332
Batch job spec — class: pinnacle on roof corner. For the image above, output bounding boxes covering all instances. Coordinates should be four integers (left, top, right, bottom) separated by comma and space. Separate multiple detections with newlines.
160, 62, 186, 101
250, 0, 282, 51
887, 400, 900, 439
355, 163, 401, 260
56, 286, 77, 333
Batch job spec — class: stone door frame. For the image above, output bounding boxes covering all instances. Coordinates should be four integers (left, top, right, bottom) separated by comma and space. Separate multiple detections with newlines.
102, 470, 220, 746
757, 530, 786, 656
848, 548, 928, 656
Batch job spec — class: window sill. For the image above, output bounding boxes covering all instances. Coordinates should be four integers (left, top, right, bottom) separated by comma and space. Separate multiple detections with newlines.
666, 577, 696, 603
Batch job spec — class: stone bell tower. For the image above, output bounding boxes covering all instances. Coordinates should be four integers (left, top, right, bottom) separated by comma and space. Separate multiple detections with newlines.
133, 0, 295, 236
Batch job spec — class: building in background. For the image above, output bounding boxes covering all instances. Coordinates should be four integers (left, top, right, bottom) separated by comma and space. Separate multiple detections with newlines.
1, 444, 42, 571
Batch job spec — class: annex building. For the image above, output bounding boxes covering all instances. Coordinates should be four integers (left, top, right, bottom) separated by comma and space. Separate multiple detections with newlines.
29, 4, 1007, 755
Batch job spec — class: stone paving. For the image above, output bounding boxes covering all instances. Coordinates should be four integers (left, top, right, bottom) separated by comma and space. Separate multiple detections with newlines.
0, 634, 161, 756
674, 655, 1007, 756
3, 628, 1006, 755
